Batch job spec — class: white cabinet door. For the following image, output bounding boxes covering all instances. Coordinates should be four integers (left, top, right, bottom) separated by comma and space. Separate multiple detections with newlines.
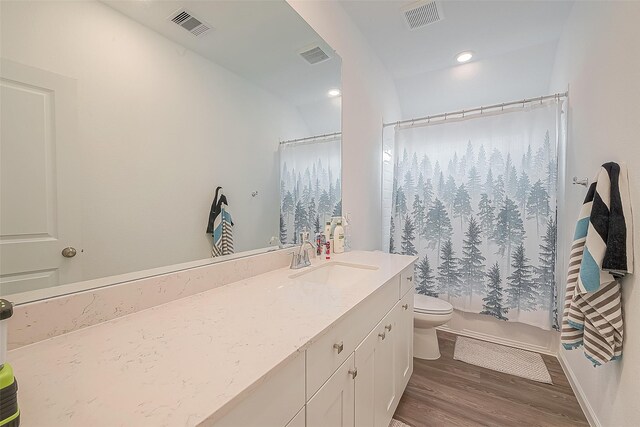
395, 288, 414, 398
354, 318, 381, 427
374, 309, 397, 427
0, 59, 81, 295
307, 354, 355, 427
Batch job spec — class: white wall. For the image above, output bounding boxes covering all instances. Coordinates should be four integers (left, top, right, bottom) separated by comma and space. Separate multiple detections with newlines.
396, 41, 559, 119
288, 0, 402, 251
549, 2, 640, 426
1, 0, 309, 282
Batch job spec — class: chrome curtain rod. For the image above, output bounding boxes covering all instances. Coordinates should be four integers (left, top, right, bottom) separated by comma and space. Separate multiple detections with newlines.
279, 131, 342, 145
382, 91, 568, 128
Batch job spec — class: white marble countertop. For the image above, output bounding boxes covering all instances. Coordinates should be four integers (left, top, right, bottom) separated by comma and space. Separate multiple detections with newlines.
8, 251, 415, 427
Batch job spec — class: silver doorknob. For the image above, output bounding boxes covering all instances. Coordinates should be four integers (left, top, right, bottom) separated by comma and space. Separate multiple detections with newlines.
61, 247, 77, 258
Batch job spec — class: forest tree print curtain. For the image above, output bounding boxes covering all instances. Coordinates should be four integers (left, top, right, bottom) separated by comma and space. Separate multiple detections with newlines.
280, 136, 342, 244
389, 102, 561, 330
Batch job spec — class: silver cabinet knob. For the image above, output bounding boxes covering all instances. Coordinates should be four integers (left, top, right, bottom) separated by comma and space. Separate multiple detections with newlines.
385, 324, 392, 332
402, 304, 409, 310
378, 331, 386, 340
333, 341, 344, 354
348, 368, 358, 379
61, 247, 77, 258
407, 276, 413, 282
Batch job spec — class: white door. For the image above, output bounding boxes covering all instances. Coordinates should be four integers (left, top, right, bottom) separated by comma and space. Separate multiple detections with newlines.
307, 353, 355, 427
395, 289, 414, 395
374, 310, 397, 427
0, 59, 81, 296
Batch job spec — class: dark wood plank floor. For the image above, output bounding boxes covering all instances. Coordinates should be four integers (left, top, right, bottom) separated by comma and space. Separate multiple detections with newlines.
393, 331, 589, 427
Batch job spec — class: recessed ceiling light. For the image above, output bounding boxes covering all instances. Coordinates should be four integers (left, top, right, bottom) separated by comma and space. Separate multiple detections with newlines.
328, 89, 341, 98
456, 51, 473, 63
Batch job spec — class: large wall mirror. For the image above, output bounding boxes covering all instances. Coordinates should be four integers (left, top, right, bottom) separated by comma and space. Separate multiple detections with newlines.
0, 0, 342, 302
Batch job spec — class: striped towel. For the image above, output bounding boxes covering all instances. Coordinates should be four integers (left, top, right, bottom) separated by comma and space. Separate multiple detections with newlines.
561, 162, 633, 366
207, 187, 234, 257
211, 206, 234, 257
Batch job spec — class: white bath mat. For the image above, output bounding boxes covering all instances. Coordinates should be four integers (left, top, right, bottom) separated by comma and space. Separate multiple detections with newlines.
453, 336, 552, 384
389, 419, 411, 427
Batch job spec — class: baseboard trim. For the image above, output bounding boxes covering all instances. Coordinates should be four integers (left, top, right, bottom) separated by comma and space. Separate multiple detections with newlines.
557, 351, 600, 427
436, 325, 557, 356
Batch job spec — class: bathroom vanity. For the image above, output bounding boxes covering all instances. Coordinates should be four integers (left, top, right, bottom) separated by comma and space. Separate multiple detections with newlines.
7, 251, 416, 426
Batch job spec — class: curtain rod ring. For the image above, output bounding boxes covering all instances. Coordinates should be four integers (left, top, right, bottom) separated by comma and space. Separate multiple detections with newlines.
462, 109, 465, 118
444, 112, 448, 120
501, 103, 504, 111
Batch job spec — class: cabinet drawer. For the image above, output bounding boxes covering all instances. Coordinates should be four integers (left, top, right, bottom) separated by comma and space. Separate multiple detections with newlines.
306, 277, 399, 398
211, 352, 305, 427
400, 264, 415, 298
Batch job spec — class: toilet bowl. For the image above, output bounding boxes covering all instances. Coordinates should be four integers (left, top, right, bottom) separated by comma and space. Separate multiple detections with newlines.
413, 294, 453, 360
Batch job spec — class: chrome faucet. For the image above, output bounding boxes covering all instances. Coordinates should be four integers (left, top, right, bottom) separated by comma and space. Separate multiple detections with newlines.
290, 231, 317, 269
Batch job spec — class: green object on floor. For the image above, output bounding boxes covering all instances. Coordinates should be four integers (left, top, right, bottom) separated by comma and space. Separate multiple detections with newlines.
0, 363, 20, 427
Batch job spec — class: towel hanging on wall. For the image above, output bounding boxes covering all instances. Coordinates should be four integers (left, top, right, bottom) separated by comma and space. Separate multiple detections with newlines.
207, 186, 234, 257
561, 162, 634, 366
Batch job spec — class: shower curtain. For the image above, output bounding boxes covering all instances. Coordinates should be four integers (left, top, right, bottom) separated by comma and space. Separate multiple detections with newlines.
387, 101, 562, 330
279, 135, 342, 245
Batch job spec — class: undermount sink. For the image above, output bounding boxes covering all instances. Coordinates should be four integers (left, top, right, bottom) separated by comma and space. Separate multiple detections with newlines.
290, 261, 379, 285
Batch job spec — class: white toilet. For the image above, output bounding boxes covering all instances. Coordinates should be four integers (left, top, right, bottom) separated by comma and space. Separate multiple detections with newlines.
413, 294, 454, 360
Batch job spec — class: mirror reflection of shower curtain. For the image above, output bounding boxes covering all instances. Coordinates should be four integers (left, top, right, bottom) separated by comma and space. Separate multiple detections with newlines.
387, 101, 563, 331
279, 136, 342, 244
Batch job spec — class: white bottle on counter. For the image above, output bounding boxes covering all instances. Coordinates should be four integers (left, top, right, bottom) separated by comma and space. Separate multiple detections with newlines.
333, 220, 345, 254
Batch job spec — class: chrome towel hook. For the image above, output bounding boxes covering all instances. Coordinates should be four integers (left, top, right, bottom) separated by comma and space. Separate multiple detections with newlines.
573, 176, 589, 187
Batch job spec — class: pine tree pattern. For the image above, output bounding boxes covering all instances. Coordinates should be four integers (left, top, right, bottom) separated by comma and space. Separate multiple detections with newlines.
437, 239, 463, 298
506, 243, 538, 313
388, 122, 558, 330
493, 197, 525, 262
401, 215, 418, 256
416, 255, 437, 297
279, 213, 287, 244
480, 262, 508, 320
425, 198, 453, 259
536, 218, 558, 329
460, 216, 486, 296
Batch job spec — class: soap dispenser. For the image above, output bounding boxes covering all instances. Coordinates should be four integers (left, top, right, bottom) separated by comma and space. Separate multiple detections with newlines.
333, 220, 345, 254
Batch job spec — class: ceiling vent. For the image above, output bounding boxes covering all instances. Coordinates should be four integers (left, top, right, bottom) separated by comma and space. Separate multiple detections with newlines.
168, 9, 213, 37
299, 46, 330, 65
402, 1, 444, 30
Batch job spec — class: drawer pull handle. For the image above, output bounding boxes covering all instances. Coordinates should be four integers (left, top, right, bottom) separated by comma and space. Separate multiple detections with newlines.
333, 341, 344, 354
407, 276, 413, 282
378, 331, 386, 340
402, 304, 409, 310
385, 324, 392, 332
348, 368, 358, 379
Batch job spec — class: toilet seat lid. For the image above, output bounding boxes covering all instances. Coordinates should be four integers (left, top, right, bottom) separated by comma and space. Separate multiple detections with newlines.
414, 294, 453, 314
